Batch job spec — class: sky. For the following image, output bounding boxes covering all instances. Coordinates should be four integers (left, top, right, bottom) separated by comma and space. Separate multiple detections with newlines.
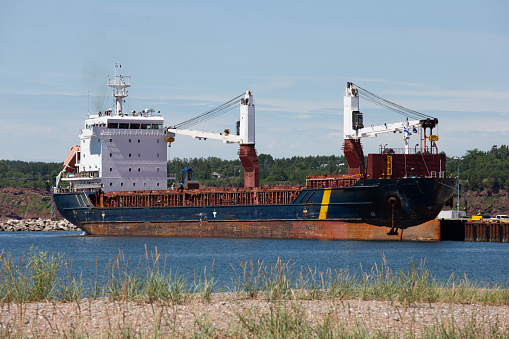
0, 0, 508, 162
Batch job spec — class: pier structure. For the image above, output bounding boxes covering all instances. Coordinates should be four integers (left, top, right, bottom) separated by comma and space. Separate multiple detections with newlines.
440, 219, 509, 242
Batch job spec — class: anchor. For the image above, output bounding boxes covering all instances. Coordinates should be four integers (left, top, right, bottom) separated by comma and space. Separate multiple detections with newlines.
387, 196, 399, 236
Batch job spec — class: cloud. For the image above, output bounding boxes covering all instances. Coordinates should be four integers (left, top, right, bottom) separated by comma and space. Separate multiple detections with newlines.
386, 89, 509, 100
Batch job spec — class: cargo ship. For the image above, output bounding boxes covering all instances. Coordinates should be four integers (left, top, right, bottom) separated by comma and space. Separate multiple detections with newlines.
53, 65, 456, 240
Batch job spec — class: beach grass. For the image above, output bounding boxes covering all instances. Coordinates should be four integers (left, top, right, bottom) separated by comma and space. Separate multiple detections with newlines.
0, 247, 508, 337
0, 247, 508, 305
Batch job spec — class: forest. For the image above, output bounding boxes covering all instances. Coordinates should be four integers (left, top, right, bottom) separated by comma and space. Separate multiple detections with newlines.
0, 145, 508, 192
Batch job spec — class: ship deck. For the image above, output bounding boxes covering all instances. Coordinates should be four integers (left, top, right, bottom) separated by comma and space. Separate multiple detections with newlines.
89, 175, 362, 208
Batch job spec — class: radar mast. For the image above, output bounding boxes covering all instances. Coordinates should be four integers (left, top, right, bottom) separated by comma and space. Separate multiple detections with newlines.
107, 63, 131, 116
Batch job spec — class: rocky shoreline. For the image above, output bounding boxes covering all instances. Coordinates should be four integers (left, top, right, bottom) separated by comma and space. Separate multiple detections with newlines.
0, 218, 82, 232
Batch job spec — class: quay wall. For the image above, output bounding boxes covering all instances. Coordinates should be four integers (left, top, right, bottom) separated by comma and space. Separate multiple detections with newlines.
440, 219, 509, 242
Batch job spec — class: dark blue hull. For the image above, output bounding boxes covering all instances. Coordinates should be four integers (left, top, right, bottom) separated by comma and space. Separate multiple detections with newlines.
53, 177, 456, 239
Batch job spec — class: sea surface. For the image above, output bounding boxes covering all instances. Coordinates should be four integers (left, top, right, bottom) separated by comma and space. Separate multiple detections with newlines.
0, 232, 508, 287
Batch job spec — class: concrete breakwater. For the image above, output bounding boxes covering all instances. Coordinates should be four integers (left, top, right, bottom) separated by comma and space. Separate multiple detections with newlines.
0, 218, 82, 232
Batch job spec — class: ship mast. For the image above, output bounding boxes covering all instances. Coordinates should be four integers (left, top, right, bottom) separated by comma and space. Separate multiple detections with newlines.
107, 63, 131, 116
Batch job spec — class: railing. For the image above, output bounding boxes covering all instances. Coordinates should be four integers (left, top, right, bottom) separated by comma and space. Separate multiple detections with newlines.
429, 171, 446, 178
378, 147, 433, 155
306, 175, 361, 188
61, 171, 100, 179
100, 186, 304, 208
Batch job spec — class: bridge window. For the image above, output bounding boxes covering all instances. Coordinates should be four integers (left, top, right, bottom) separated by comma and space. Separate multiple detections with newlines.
107, 123, 118, 128
130, 124, 140, 129
119, 123, 129, 129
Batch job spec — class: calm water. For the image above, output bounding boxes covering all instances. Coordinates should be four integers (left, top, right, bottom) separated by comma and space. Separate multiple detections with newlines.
0, 232, 508, 287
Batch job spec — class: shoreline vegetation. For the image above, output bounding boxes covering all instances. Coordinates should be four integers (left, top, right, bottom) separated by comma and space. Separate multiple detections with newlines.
0, 248, 508, 337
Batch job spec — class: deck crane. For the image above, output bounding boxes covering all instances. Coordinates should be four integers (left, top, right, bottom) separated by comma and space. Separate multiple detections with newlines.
166, 91, 259, 188
342, 82, 438, 176
344, 82, 421, 153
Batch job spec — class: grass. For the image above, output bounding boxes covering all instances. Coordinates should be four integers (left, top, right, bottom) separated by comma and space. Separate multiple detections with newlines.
0, 247, 508, 337
0, 248, 507, 305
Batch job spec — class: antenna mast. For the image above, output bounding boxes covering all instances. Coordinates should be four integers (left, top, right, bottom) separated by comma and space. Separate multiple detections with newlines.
107, 63, 131, 116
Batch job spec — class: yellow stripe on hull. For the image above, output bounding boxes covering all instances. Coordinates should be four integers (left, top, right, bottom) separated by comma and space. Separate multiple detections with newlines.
318, 189, 332, 220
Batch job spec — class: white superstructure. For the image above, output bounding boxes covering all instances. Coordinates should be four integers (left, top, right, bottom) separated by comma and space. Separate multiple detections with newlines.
58, 64, 169, 193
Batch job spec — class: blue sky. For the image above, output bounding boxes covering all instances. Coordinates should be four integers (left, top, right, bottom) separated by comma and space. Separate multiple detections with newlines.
0, 0, 508, 162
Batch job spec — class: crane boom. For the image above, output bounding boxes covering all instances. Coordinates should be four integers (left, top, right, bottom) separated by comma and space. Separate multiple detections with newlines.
166, 128, 242, 143
349, 120, 420, 139
166, 91, 254, 145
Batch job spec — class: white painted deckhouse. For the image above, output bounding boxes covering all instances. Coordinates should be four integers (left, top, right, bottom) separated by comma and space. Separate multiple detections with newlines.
57, 64, 169, 193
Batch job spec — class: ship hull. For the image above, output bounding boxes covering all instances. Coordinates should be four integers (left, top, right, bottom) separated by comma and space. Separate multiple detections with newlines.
77, 219, 441, 241
53, 177, 456, 240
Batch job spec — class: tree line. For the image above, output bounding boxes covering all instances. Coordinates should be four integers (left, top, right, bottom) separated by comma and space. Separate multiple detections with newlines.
445, 145, 509, 192
1, 145, 508, 191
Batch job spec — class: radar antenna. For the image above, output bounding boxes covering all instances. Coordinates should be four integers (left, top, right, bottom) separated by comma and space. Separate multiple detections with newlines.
107, 63, 131, 116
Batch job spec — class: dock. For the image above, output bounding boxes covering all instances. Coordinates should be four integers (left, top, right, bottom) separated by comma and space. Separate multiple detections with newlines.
440, 219, 509, 242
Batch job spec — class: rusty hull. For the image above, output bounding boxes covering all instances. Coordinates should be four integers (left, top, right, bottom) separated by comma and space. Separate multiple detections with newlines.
80, 219, 441, 241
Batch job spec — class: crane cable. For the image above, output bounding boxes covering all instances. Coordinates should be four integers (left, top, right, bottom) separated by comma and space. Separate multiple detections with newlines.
173, 93, 245, 129
352, 83, 434, 120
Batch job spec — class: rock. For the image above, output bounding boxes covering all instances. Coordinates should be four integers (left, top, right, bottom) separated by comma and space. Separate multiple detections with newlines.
0, 218, 81, 232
